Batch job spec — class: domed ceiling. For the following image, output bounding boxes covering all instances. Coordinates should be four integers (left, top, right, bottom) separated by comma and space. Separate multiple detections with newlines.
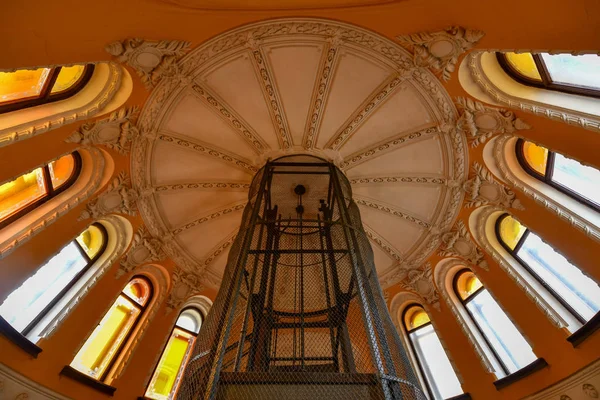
132, 18, 467, 289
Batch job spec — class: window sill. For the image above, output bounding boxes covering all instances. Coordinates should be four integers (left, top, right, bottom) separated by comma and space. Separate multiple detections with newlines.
447, 394, 472, 400
0, 316, 42, 358
568, 312, 600, 347
493, 358, 548, 390
60, 366, 116, 396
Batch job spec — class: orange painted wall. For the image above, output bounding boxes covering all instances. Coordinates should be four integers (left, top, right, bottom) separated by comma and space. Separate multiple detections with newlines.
0, 0, 599, 399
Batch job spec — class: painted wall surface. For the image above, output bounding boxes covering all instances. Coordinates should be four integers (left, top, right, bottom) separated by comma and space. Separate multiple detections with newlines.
0, 1, 599, 399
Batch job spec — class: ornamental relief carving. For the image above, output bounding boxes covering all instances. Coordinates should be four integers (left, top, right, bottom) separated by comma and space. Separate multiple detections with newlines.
439, 220, 489, 270
396, 26, 485, 81
455, 97, 531, 147
167, 267, 204, 312
463, 162, 524, 210
397, 263, 440, 310
66, 106, 140, 155
106, 38, 191, 89
79, 171, 139, 221
118, 225, 166, 278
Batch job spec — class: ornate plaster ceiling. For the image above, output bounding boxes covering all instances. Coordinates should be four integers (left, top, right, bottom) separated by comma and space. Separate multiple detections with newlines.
132, 18, 467, 289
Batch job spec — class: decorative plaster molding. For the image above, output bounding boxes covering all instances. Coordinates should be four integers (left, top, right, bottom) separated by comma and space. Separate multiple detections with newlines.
154, 181, 251, 193
118, 225, 166, 278
523, 359, 600, 399
463, 162, 524, 210
65, 106, 140, 155
350, 175, 446, 186
466, 51, 600, 133
364, 224, 403, 262
456, 96, 530, 147
354, 196, 431, 229
79, 171, 139, 220
397, 263, 440, 310
470, 205, 567, 329
0, 63, 123, 148
171, 201, 246, 235
339, 126, 439, 170
166, 267, 205, 312
106, 38, 191, 89
397, 26, 485, 81
439, 220, 488, 270
491, 134, 600, 242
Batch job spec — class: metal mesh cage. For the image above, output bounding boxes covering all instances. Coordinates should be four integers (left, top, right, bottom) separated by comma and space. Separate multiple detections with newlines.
176, 155, 426, 400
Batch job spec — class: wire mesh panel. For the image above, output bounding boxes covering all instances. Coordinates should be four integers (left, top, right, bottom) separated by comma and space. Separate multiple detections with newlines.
176, 155, 426, 400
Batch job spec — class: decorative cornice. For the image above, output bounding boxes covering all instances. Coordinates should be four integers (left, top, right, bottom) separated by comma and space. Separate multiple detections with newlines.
463, 162, 524, 210
326, 73, 407, 150
171, 201, 246, 235
66, 106, 140, 154
190, 84, 268, 153
302, 43, 339, 148
456, 97, 530, 147
79, 171, 139, 220
106, 38, 191, 89
118, 225, 167, 278
438, 220, 488, 270
398, 263, 440, 310
354, 196, 431, 229
340, 126, 439, 169
396, 26, 485, 81
157, 132, 257, 173
248, 46, 293, 149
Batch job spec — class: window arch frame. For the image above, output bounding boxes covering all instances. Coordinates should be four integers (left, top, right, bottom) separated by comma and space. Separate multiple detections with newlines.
515, 139, 600, 212
0, 65, 95, 114
0, 151, 83, 230
144, 306, 203, 400
496, 52, 600, 99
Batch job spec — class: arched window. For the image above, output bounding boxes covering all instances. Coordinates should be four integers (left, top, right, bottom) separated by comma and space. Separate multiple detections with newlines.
0, 152, 82, 229
497, 52, 600, 98
497, 213, 600, 328
144, 308, 203, 400
402, 304, 462, 400
516, 139, 600, 212
0, 223, 107, 339
69, 276, 153, 382
0, 65, 94, 114
454, 269, 537, 376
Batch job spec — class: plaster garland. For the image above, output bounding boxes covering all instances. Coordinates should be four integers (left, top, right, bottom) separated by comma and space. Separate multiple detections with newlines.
65, 106, 140, 155
396, 26, 485, 82
106, 38, 191, 89
166, 267, 205, 312
463, 162, 525, 210
0, 63, 123, 148
466, 51, 600, 133
79, 171, 139, 220
118, 225, 167, 278
438, 220, 489, 270
397, 262, 441, 310
455, 96, 530, 147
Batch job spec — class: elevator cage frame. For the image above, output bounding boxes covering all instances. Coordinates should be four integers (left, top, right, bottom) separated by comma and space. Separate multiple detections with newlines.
176, 155, 426, 400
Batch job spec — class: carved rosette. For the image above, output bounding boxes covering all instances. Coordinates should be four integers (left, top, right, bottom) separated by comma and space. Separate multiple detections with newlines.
105, 38, 191, 89
66, 107, 140, 154
439, 220, 489, 270
118, 226, 167, 278
398, 263, 440, 310
456, 97, 531, 147
166, 268, 204, 312
463, 162, 524, 210
396, 26, 485, 81
79, 171, 139, 220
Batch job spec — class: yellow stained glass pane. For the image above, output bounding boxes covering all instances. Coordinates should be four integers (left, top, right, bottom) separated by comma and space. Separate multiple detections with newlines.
499, 215, 527, 251
505, 52, 542, 81
123, 278, 151, 306
456, 271, 484, 301
522, 141, 548, 176
403, 305, 430, 330
71, 295, 140, 379
0, 68, 51, 104
0, 168, 47, 223
76, 225, 104, 259
145, 328, 195, 400
48, 154, 75, 190
51, 65, 85, 94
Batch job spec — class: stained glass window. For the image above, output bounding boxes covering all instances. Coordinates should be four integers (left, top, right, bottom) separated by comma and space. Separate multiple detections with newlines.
70, 277, 152, 381
0, 64, 93, 114
498, 52, 600, 98
145, 308, 203, 400
517, 139, 600, 211
0, 153, 81, 228
497, 214, 600, 327
0, 224, 106, 337
402, 305, 462, 399
454, 269, 537, 376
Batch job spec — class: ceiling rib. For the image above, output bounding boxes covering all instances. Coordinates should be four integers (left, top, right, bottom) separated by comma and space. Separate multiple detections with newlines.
349, 175, 446, 186
154, 181, 252, 193
171, 200, 247, 235
354, 195, 431, 229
